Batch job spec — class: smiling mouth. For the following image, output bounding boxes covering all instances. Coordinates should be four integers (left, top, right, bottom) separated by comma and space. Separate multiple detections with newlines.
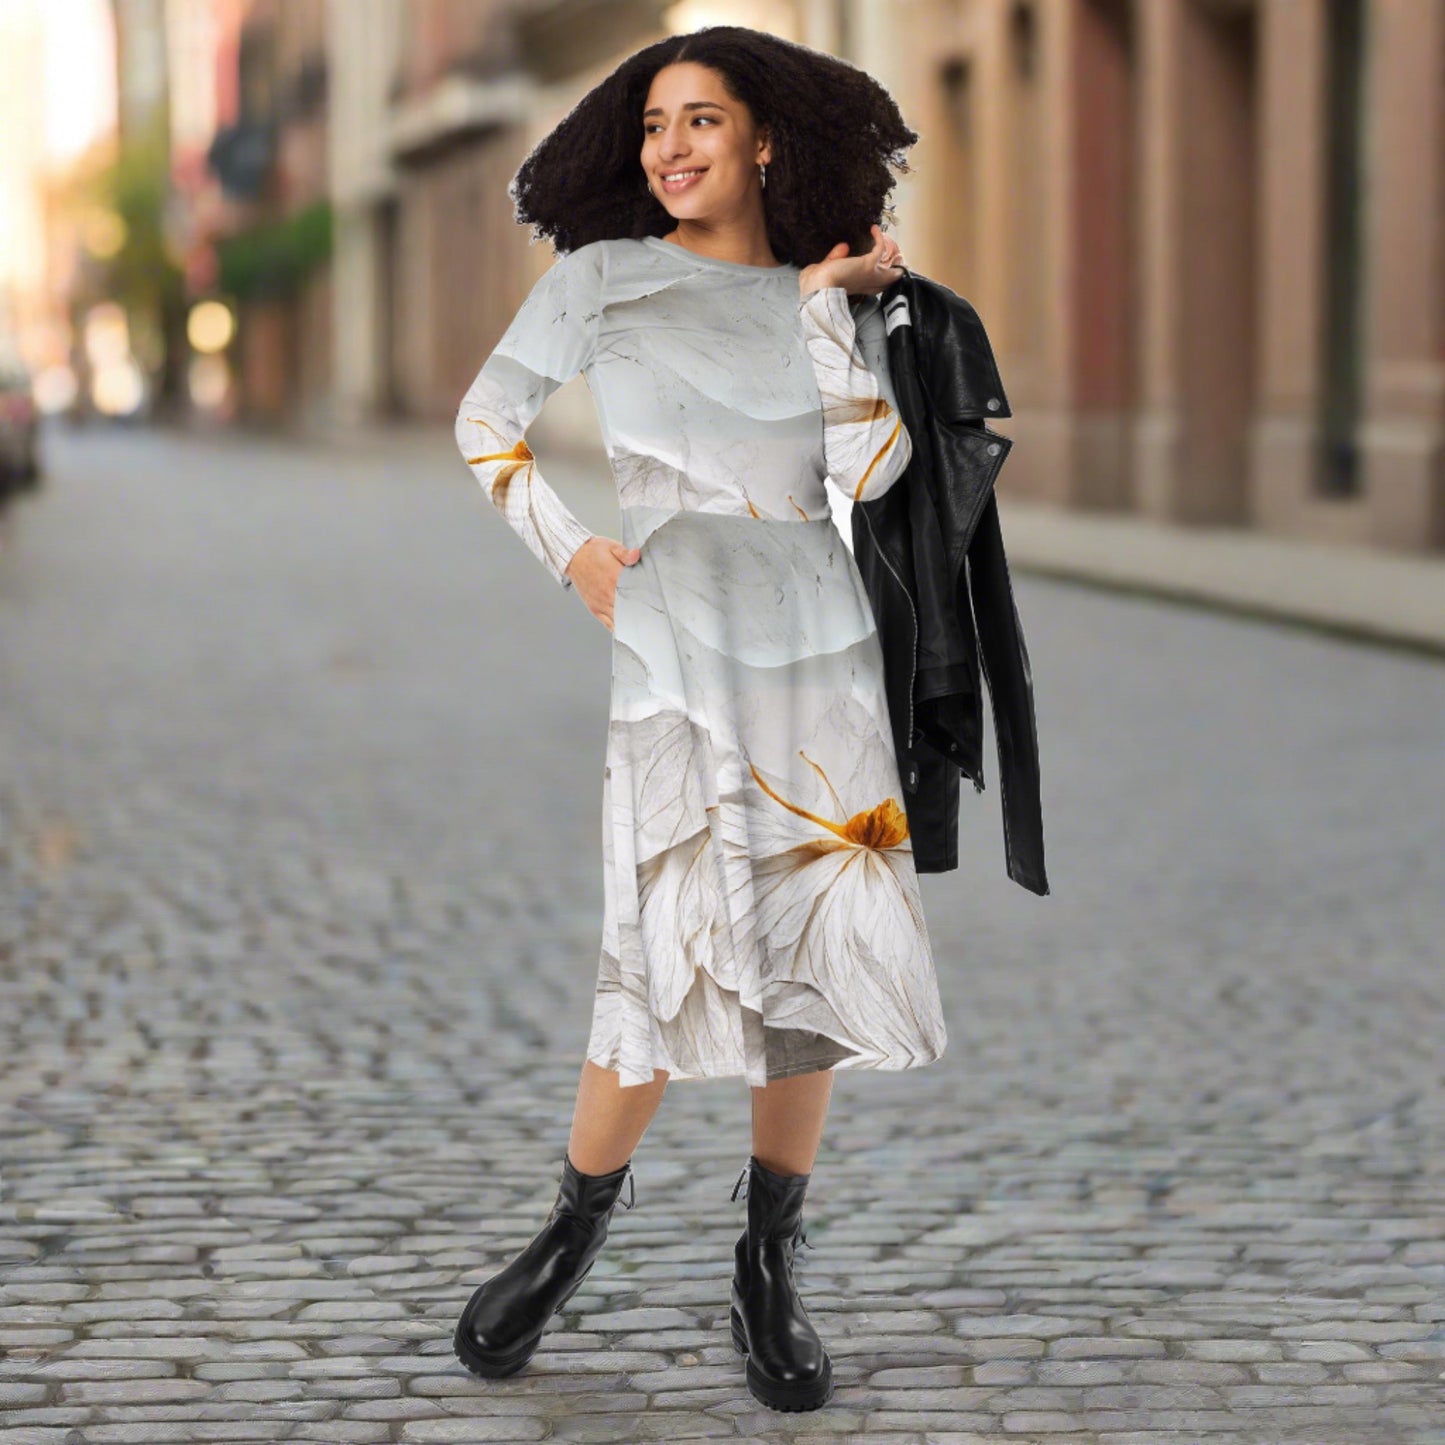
659, 168, 708, 191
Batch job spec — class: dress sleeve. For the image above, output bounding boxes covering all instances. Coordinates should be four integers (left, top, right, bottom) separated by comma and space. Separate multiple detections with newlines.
798, 285, 912, 504
453, 242, 605, 591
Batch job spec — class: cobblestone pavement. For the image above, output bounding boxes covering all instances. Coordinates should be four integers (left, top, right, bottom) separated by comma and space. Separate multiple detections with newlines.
1, 424, 1442, 1445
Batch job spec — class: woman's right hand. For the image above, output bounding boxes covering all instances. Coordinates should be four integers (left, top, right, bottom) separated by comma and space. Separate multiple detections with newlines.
565, 536, 643, 632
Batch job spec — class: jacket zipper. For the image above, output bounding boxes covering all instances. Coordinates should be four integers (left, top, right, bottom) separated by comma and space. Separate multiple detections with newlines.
856, 500, 918, 785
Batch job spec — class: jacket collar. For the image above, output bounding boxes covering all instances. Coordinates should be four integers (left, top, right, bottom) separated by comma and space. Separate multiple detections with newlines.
881, 271, 1011, 423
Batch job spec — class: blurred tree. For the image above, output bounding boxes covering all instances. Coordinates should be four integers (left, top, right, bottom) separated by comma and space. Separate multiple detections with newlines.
216, 200, 333, 302
51, 107, 188, 419
100, 111, 188, 413
103, 0, 188, 417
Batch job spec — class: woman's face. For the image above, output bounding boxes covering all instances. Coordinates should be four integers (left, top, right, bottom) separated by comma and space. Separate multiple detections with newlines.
641, 61, 770, 223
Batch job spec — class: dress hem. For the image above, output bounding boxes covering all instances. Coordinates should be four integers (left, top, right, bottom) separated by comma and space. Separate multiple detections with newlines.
585, 1043, 947, 1089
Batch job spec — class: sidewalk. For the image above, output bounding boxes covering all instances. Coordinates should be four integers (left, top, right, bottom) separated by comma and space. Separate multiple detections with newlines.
294, 415, 1445, 660
997, 498, 1445, 659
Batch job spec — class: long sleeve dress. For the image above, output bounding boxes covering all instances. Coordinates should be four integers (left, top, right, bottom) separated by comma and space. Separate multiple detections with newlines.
455, 235, 947, 1089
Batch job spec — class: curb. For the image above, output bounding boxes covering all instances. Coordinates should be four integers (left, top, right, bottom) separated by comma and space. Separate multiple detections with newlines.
997, 499, 1445, 661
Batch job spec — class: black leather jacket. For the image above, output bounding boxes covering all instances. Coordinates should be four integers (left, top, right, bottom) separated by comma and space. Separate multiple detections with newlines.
850, 269, 1050, 895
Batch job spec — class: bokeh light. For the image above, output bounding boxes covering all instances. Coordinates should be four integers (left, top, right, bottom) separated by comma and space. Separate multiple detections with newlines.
187, 299, 235, 354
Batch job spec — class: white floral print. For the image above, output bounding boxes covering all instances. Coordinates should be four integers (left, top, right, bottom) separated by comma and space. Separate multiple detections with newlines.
456, 237, 947, 1088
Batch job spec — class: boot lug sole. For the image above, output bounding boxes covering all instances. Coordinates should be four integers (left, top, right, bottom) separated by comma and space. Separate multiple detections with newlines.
453, 1260, 596, 1379
729, 1304, 834, 1411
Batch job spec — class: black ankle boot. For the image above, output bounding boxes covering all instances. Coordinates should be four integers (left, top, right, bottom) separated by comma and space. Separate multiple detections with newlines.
453, 1152, 635, 1378
728, 1155, 833, 1411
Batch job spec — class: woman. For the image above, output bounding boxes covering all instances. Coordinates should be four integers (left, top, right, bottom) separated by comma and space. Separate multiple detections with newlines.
451, 25, 945, 1412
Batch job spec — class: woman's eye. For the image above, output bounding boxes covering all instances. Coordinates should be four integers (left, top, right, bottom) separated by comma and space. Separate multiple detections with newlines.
644, 117, 717, 133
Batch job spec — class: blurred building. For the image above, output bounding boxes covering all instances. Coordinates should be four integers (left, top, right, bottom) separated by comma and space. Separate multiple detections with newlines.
0, 4, 49, 342
894, 0, 1443, 552
367, 0, 677, 430
326, 0, 852, 437
326, 0, 404, 428
201, 0, 331, 424
187, 0, 1442, 552
114, 0, 171, 146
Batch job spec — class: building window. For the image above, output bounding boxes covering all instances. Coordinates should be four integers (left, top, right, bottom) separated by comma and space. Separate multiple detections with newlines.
1317, 0, 1368, 500
1010, 1, 1037, 84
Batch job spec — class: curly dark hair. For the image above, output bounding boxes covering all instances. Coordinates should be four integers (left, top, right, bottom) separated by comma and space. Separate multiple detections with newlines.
510, 26, 918, 266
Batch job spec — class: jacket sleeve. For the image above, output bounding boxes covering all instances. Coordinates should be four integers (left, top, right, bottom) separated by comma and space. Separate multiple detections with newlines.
454, 243, 604, 591
798, 285, 912, 504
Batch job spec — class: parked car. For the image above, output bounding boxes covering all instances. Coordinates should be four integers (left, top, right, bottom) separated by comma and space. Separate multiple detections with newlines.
0, 340, 41, 496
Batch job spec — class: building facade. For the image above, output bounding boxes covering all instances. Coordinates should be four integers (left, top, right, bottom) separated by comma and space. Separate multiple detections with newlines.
244, 0, 1445, 552
891, 0, 1443, 552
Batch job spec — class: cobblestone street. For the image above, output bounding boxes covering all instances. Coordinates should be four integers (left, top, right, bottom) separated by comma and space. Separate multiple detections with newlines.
2, 424, 1442, 1444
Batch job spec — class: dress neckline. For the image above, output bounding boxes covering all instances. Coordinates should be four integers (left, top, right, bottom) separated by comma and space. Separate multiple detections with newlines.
641, 235, 797, 275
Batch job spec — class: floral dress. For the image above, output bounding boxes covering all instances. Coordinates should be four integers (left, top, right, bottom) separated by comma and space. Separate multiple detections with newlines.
455, 235, 947, 1089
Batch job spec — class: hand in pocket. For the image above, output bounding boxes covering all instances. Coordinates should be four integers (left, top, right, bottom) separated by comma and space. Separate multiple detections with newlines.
565, 536, 643, 632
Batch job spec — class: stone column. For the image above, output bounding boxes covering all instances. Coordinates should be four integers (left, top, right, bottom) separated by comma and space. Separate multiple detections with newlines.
1359, 0, 1445, 550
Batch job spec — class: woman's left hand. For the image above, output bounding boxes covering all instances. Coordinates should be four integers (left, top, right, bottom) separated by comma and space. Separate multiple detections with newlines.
799, 224, 905, 300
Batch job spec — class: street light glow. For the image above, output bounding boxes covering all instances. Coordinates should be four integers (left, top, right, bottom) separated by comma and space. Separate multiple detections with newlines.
187, 300, 235, 354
